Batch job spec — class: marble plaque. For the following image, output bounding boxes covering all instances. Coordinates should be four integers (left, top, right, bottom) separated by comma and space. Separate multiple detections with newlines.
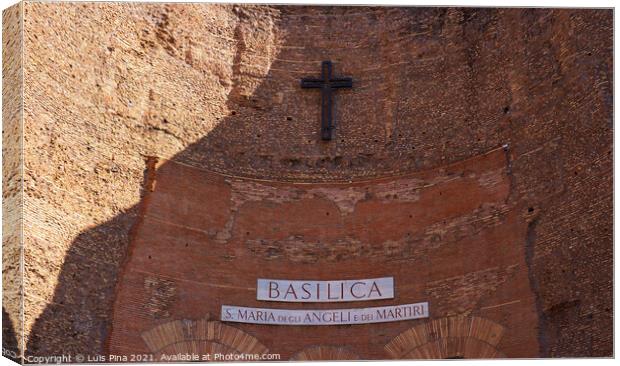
256, 277, 394, 302
221, 302, 429, 326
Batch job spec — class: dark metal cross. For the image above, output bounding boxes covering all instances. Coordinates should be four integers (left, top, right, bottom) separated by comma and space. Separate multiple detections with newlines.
301, 61, 353, 140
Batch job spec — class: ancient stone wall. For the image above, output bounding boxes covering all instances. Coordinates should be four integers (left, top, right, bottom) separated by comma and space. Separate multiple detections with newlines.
2, 2, 613, 359
2, 2, 24, 360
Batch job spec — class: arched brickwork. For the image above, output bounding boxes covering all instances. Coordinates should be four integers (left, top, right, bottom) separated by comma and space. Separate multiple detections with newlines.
141, 319, 269, 359
385, 316, 505, 359
290, 345, 360, 361
156, 342, 237, 360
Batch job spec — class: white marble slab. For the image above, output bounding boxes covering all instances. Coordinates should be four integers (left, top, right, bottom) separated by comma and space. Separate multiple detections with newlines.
256, 277, 394, 302
221, 302, 429, 326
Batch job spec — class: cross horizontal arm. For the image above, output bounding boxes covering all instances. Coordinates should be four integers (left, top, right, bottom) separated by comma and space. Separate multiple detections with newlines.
329, 77, 353, 88
301, 78, 324, 88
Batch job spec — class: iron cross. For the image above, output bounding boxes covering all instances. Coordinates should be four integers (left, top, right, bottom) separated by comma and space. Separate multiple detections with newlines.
301, 61, 353, 140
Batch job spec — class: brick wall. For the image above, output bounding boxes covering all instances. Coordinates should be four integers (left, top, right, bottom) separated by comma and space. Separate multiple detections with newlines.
12, 4, 612, 358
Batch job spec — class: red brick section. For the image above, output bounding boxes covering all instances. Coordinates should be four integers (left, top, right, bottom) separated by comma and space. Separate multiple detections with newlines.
108, 147, 539, 359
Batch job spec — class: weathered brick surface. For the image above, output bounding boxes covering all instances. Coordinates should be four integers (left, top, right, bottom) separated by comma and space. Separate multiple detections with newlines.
2, 2, 24, 361
2, 2, 612, 359
108, 148, 539, 359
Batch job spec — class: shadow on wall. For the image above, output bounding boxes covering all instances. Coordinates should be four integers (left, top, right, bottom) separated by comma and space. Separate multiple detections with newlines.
2, 307, 20, 363
22, 5, 609, 359
23, 3, 296, 356
23, 4, 402, 357
22, 4, 332, 357
24, 205, 144, 357
26, 5, 495, 357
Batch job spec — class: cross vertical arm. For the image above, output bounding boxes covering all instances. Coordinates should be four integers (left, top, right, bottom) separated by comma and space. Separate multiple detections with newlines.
320, 88, 332, 140
321, 60, 333, 80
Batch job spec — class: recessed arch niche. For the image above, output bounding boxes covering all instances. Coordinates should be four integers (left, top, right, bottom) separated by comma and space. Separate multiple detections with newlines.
384, 316, 506, 359
290, 345, 361, 361
141, 319, 269, 360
